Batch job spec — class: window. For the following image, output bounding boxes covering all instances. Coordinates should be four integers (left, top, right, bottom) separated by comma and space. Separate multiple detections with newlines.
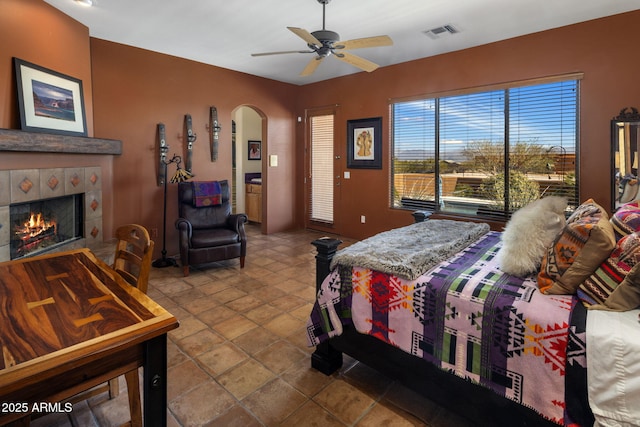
391, 77, 579, 218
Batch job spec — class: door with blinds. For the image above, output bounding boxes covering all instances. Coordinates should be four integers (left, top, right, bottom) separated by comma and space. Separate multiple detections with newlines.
306, 111, 337, 231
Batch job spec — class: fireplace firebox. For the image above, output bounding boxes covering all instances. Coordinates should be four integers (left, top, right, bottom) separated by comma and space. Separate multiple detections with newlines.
10, 194, 83, 259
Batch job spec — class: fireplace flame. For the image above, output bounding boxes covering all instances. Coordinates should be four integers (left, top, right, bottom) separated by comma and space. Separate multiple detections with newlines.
18, 212, 57, 240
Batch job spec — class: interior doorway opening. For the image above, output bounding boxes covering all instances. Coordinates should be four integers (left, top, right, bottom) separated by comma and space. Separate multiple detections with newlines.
232, 105, 266, 232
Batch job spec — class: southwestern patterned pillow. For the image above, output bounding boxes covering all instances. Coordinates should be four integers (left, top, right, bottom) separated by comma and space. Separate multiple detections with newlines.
577, 232, 640, 307
537, 199, 616, 295
592, 261, 640, 311
610, 200, 640, 240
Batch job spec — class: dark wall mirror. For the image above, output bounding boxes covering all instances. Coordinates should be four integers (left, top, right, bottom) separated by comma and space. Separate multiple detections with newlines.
612, 107, 640, 211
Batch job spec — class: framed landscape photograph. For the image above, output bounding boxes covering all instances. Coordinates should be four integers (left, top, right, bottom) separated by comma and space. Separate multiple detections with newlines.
347, 117, 382, 169
14, 58, 87, 136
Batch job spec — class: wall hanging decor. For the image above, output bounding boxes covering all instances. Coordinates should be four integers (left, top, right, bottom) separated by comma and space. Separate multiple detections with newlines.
209, 106, 221, 161
347, 117, 382, 169
248, 140, 261, 160
14, 58, 87, 137
184, 114, 196, 173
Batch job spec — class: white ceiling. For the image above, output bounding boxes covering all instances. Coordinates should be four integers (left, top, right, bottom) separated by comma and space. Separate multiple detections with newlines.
43, 0, 640, 86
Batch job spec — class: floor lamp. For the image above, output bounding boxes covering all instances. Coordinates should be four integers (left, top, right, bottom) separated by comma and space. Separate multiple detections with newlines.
153, 154, 193, 268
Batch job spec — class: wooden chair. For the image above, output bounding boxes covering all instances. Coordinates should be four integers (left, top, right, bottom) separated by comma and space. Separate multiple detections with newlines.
111, 224, 153, 426
65, 224, 153, 427
113, 224, 154, 294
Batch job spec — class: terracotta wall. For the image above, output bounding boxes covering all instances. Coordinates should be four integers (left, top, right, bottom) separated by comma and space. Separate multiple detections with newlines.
296, 10, 640, 240
1, 0, 298, 261
90, 40, 298, 258
0, 0, 116, 240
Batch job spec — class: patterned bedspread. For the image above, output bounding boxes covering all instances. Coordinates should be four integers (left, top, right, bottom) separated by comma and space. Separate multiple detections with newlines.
307, 231, 589, 426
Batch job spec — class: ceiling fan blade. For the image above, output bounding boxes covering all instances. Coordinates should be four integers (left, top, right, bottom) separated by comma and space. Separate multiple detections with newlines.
251, 50, 313, 57
288, 27, 321, 46
336, 35, 393, 50
335, 51, 380, 73
301, 57, 323, 76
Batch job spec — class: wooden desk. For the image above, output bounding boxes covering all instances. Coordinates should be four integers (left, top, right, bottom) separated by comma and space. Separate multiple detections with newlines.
0, 248, 178, 426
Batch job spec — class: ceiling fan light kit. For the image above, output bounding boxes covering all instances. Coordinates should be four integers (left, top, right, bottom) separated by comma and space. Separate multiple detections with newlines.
252, 0, 393, 76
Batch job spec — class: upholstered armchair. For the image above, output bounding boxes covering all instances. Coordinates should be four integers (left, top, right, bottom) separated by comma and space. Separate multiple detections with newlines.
175, 180, 247, 276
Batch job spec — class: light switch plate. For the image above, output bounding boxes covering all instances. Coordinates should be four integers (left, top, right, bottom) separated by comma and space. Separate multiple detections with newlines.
269, 154, 278, 167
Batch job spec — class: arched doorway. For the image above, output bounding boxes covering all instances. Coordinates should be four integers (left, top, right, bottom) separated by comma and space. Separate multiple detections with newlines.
232, 105, 266, 233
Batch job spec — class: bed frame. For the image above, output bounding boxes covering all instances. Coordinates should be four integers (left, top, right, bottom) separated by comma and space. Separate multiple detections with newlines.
310, 214, 592, 427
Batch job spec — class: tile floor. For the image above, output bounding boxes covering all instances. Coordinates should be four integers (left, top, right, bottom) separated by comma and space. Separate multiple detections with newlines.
31, 225, 474, 427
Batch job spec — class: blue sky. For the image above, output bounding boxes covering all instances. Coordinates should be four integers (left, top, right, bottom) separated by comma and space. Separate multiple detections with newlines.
393, 80, 577, 160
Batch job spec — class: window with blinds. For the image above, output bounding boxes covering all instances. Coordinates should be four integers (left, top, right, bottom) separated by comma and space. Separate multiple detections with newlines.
310, 114, 334, 223
391, 77, 579, 218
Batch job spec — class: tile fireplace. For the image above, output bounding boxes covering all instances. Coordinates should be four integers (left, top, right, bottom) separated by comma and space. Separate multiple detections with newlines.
9, 193, 83, 259
0, 166, 103, 262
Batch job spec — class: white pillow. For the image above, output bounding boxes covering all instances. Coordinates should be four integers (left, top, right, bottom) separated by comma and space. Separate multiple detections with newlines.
497, 196, 568, 277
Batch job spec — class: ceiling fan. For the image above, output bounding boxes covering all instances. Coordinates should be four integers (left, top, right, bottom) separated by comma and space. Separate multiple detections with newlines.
251, 0, 393, 76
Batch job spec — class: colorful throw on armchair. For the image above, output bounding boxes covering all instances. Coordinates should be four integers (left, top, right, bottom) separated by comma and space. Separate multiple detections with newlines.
192, 181, 222, 207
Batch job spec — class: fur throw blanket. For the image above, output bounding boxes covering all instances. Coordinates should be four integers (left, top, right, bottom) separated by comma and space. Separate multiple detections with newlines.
330, 220, 490, 280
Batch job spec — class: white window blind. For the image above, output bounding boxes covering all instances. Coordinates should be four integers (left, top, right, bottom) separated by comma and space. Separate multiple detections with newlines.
310, 114, 334, 223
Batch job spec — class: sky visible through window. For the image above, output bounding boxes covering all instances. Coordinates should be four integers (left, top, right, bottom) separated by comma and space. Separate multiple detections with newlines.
392, 79, 578, 214
393, 80, 577, 161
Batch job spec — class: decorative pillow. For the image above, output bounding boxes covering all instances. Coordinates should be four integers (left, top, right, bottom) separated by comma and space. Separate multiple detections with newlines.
577, 232, 640, 307
497, 196, 567, 277
537, 199, 616, 295
610, 200, 640, 240
588, 261, 640, 311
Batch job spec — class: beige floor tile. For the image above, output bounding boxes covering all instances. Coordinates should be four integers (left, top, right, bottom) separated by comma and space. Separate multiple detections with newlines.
211, 287, 248, 304
253, 339, 308, 374
203, 405, 263, 427
217, 359, 276, 400
167, 339, 189, 367
167, 359, 211, 401
212, 314, 258, 340
225, 294, 264, 313
242, 378, 307, 426
280, 357, 335, 397
177, 328, 225, 357
313, 380, 376, 425
232, 326, 280, 355
263, 312, 305, 338
244, 303, 282, 324
197, 304, 238, 326
168, 315, 208, 340
290, 302, 315, 320
169, 380, 236, 426
355, 403, 421, 427
280, 400, 346, 427
196, 342, 249, 376
270, 293, 307, 311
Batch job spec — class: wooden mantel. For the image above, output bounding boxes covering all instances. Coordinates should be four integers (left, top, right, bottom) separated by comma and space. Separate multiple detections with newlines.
0, 128, 122, 155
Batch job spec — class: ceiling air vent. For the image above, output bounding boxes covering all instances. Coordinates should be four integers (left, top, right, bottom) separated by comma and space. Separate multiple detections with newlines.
423, 24, 459, 40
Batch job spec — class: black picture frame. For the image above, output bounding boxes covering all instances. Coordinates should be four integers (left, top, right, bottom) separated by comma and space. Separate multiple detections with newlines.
14, 58, 87, 137
347, 117, 382, 169
248, 140, 261, 160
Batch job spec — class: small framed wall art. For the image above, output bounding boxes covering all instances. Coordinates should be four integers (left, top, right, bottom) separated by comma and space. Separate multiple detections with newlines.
14, 58, 87, 136
248, 140, 261, 160
347, 117, 382, 169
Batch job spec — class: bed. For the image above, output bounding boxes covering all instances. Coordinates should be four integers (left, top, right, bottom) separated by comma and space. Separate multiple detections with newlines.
305, 204, 634, 426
